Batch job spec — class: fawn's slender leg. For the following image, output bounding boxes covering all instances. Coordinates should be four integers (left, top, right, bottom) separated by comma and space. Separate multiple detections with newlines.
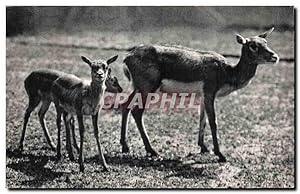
131, 92, 157, 156
55, 105, 62, 160
70, 117, 80, 153
63, 111, 74, 161
198, 97, 209, 153
92, 112, 108, 171
77, 113, 85, 172
120, 89, 137, 153
204, 94, 226, 162
19, 96, 41, 151
38, 98, 56, 151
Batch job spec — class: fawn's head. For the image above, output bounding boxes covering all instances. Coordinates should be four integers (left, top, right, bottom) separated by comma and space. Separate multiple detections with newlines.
106, 68, 123, 93
236, 27, 279, 65
81, 55, 118, 83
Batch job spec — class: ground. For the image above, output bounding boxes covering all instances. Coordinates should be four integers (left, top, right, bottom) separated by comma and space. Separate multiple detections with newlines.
6, 27, 294, 189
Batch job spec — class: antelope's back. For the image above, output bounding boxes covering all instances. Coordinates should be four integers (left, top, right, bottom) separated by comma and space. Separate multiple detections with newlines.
51, 73, 85, 106
24, 69, 67, 94
124, 45, 228, 82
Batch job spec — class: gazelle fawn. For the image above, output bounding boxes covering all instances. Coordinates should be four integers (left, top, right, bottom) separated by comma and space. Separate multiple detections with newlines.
19, 66, 122, 161
51, 55, 118, 172
121, 28, 279, 162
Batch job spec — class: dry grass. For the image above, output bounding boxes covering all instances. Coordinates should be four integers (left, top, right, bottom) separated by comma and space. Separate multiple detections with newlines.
6, 27, 294, 189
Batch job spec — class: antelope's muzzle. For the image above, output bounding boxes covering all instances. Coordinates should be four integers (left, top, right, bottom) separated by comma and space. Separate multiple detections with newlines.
269, 53, 280, 63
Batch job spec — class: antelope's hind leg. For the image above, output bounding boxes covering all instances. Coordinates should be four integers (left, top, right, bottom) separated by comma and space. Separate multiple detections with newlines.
131, 86, 160, 157
122, 60, 161, 156
120, 89, 137, 153
19, 95, 41, 151
131, 103, 158, 156
38, 97, 56, 151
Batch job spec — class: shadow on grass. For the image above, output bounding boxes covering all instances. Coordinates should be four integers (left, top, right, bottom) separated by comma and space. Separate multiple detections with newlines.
87, 153, 216, 179
7, 148, 215, 188
6, 148, 63, 188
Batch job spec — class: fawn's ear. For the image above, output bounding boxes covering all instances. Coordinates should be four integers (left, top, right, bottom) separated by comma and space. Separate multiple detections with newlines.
107, 55, 118, 65
236, 34, 247, 45
81, 56, 92, 66
258, 27, 274, 39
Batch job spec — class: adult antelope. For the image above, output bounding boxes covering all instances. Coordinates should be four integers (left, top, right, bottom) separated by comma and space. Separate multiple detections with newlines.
120, 28, 279, 162
19, 66, 122, 161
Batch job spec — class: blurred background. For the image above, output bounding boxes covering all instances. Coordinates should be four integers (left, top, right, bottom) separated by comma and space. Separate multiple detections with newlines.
7, 6, 294, 36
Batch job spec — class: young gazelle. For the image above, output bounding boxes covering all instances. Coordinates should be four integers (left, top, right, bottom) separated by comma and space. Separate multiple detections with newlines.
19, 67, 122, 158
51, 55, 118, 172
120, 28, 279, 162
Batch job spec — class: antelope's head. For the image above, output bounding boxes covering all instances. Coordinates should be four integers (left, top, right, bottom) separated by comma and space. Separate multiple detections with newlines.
105, 68, 123, 93
236, 27, 279, 65
81, 55, 118, 84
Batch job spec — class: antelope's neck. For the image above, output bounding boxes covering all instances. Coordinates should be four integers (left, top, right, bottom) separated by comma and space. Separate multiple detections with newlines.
229, 56, 258, 88
91, 81, 106, 100
80, 81, 106, 115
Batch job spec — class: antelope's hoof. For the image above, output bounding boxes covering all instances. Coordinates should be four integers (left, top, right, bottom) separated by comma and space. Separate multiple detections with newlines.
102, 166, 109, 172
79, 165, 85, 172
122, 145, 129, 153
56, 153, 61, 161
50, 145, 56, 152
217, 155, 227, 163
69, 154, 75, 162
18, 145, 23, 152
74, 146, 80, 154
146, 149, 158, 157
200, 146, 209, 154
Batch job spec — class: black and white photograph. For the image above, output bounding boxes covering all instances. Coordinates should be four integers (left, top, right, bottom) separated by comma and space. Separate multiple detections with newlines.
6, 6, 295, 189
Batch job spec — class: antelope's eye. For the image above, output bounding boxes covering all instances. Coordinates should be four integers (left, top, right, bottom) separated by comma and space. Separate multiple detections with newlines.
102, 64, 107, 70
93, 66, 99, 72
249, 43, 258, 52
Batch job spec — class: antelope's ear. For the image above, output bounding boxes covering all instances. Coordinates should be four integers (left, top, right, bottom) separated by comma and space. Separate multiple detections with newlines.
107, 55, 118, 65
81, 56, 92, 66
258, 27, 274, 38
236, 34, 247, 45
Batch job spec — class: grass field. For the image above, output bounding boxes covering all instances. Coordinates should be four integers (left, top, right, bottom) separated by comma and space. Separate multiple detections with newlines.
6, 27, 294, 188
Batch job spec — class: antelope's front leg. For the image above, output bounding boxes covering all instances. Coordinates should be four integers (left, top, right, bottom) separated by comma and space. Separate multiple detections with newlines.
55, 106, 62, 160
198, 97, 208, 153
77, 113, 85, 172
70, 116, 80, 153
63, 112, 75, 161
92, 112, 109, 171
204, 94, 226, 162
